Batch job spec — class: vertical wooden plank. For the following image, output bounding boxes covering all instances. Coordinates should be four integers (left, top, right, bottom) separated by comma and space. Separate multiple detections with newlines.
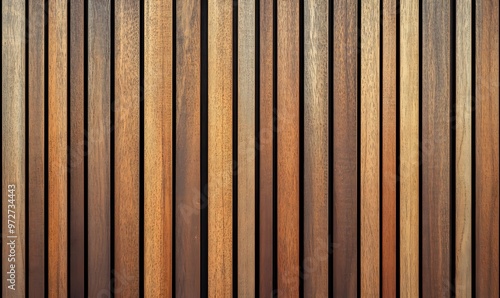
28, 0, 45, 296
176, 0, 201, 295
361, 0, 380, 295
422, 0, 451, 296
115, 0, 139, 295
144, 0, 173, 296
476, 0, 500, 296
2, 0, 26, 296
259, 0, 274, 295
48, 0, 68, 296
277, 0, 300, 296
88, 0, 111, 295
208, 0, 233, 295
400, 0, 419, 296
382, 0, 397, 296
304, 0, 328, 296
69, 0, 85, 296
238, 0, 255, 296
332, 0, 358, 296
456, 0, 472, 296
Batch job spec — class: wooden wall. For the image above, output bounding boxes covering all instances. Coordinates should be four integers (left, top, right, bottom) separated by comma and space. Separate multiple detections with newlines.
1, 0, 499, 297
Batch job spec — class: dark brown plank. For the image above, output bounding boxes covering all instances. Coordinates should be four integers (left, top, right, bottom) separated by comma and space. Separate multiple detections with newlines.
259, 0, 274, 295
88, 0, 111, 295
144, 0, 173, 295
476, 0, 499, 296
422, 0, 450, 296
28, 0, 46, 296
69, 0, 85, 296
48, 0, 68, 296
115, 0, 140, 295
333, 0, 358, 296
304, 0, 328, 296
277, 0, 300, 296
175, 0, 200, 295
382, 0, 397, 296
2, 0, 26, 296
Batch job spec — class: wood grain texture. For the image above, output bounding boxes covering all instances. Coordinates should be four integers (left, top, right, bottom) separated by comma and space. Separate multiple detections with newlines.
238, 0, 255, 296
115, 0, 140, 295
48, 0, 68, 296
456, 0, 472, 296
176, 0, 201, 296
28, 0, 45, 296
88, 0, 111, 295
304, 0, 328, 296
2, 0, 26, 296
208, 0, 233, 295
399, 0, 419, 296
382, 0, 397, 296
361, 0, 380, 295
277, 0, 300, 296
259, 0, 274, 295
144, 0, 173, 296
332, 0, 358, 296
476, 0, 500, 296
422, 0, 451, 296
69, 0, 85, 296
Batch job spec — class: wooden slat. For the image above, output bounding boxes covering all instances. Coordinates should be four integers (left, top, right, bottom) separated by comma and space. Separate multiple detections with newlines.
48, 0, 68, 296
259, 0, 274, 295
28, 0, 45, 296
69, 0, 85, 296
115, 0, 140, 295
208, 0, 233, 295
176, 0, 201, 295
476, 0, 500, 296
304, 0, 328, 296
422, 0, 451, 296
456, 0, 472, 296
238, 0, 255, 296
382, 0, 397, 296
361, 0, 380, 295
88, 0, 111, 295
399, 0, 419, 296
277, 0, 300, 296
332, 0, 358, 296
144, 0, 173, 296
2, 0, 26, 296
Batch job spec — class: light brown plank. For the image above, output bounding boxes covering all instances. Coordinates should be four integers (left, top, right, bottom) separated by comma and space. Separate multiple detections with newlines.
48, 0, 68, 296
114, 0, 140, 295
304, 0, 328, 296
176, 0, 201, 295
382, 0, 397, 296
144, 0, 173, 296
277, 0, 300, 296
399, 0, 419, 296
361, 0, 380, 295
28, 0, 46, 296
332, 0, 358, 296
88, 0, 111, 295
259, 0, 274, 295
456, 0, 472, 296
69, 0, 85, 296
2, 0, 26, 296
208, 0, 233, 295
476, 0, 499, 296
238, 0, 255, 296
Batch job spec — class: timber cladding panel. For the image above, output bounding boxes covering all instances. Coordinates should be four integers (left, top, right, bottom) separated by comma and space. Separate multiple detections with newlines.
1, 0, 498, 297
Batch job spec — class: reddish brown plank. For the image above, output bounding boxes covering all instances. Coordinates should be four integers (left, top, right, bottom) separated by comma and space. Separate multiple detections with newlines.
333, 0, 358, 296
175, 0, 201, 295
114, 0, 140, 295
476, 0, 500, 296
